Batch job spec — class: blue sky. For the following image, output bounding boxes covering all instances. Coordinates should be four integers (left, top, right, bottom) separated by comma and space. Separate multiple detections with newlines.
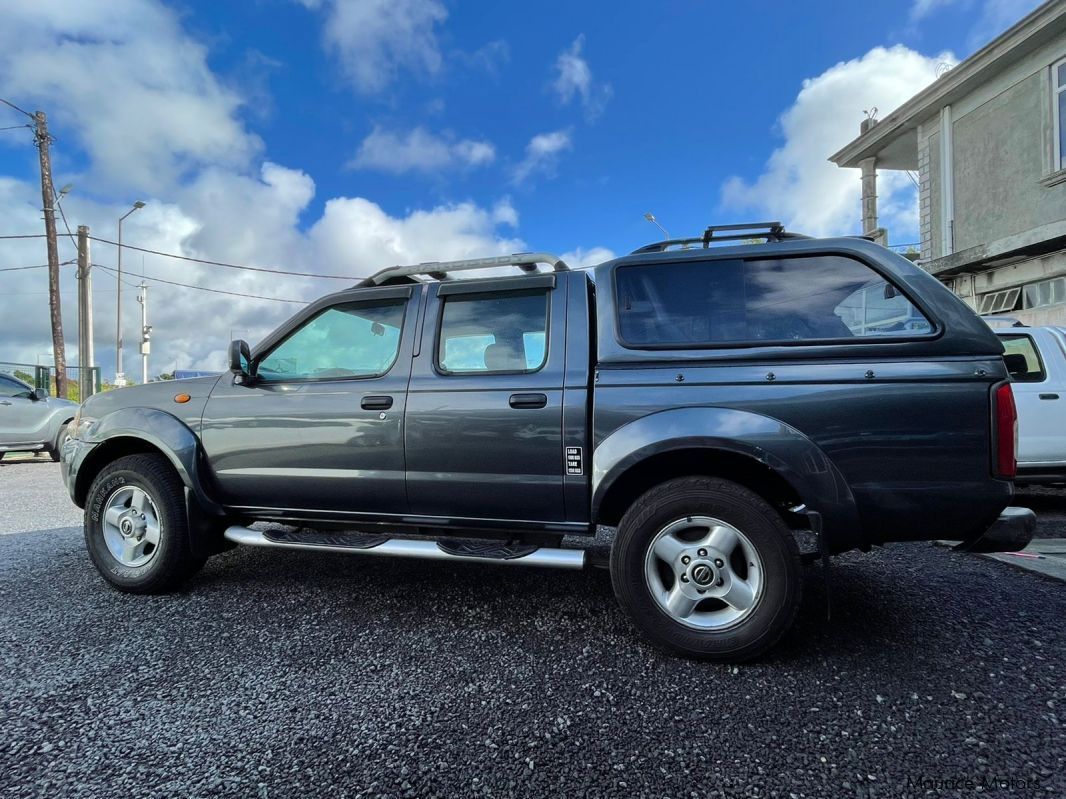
0, 0, 1042, 374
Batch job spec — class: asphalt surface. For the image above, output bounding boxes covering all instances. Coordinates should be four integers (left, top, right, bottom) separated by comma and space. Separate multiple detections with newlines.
1, 460, 1064, 798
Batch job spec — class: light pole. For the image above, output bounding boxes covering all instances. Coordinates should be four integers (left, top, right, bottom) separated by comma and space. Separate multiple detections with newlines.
137, 281, 151, 384
115, 201, 145, 386
643, 212, 670, 240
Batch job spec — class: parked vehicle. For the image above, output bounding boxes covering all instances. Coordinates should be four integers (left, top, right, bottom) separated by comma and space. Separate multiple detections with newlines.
986, 319, 1066, 484
0, 372, 77, 461
60, 223, 1034, 661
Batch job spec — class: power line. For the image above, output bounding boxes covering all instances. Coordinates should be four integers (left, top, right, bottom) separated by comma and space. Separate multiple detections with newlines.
92, 263, 307, 304
0, 124, 31, 132
0, 97, 34, 119
89, 236, 356, 281
0, 260, 75, 273
0, 234, 48, 240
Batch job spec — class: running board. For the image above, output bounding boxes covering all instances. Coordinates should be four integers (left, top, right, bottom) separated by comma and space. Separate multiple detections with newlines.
223, 526, 586, 570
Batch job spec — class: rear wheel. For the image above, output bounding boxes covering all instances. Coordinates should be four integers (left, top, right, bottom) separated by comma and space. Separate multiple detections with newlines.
611, 476, 802, 662
84, 453, 205, 593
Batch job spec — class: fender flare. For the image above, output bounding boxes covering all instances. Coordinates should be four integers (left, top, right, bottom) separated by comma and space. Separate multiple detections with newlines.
83, 407, 223, 517
592, 407, 863, 552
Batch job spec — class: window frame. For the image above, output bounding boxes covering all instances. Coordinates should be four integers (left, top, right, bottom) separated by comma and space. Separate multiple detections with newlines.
998, 333, 1047, 383
253, 296, 409, 385
611, 252, 941, 352
433, 286, 552, 377
1054, 57, 1066, 172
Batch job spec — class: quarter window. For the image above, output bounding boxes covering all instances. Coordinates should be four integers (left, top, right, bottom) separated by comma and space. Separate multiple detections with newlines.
615, 255, 933, 348
999, 334, 1046, 383
438, 289, 549, 374
257, 299, 405, 382
1055, 58, 1066, 171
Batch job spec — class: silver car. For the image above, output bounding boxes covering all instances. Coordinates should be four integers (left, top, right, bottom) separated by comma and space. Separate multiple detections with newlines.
0, 372, 78, 462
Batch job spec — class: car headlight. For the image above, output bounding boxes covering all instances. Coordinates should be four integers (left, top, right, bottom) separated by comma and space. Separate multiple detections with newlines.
68, 408, 97, 440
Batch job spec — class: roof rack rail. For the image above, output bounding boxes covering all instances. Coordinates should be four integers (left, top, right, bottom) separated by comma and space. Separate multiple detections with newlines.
358, 252, 570, 287
631, 221, 811, 254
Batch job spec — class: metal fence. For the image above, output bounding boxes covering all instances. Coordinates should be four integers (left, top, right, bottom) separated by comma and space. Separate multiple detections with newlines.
0, 361, 100, 401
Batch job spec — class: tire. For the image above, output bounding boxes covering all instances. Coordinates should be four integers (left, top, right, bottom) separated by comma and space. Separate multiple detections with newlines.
84, 453, 205, 593
49, 424, 72, 462
610, 476, 802, 662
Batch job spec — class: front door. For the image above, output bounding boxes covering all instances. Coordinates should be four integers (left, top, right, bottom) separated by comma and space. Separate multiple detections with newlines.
201, 287, 417, 516
1001, 331, 1066, 465
0, 375, 46, 446
404, 277, 567, 524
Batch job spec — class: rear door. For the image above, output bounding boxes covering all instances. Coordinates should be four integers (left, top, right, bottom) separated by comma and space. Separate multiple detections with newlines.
1000, 330, 1066, 465
404, 275, 567, 524
201, 286, 417, 516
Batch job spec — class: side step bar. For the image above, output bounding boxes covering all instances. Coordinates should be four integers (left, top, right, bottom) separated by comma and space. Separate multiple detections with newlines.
223, 526, 587, 570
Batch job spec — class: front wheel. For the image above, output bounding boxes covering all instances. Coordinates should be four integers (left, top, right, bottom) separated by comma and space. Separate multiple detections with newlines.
84, 453, 205, 593
610, 476, 802, 662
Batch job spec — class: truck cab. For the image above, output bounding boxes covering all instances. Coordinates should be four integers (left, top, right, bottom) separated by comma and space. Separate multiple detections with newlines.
60, 223, 1035, 661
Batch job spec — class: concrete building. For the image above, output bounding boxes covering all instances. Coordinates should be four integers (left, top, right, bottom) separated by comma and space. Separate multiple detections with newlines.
830, 1, 1066, 325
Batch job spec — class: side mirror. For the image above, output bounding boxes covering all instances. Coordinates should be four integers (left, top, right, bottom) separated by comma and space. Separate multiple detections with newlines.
229, 339, 253, 384
32, 388, 47, 401
1003, 353, 1028, 378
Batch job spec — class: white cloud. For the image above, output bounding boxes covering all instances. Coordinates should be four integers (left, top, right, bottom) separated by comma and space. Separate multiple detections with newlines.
301, 0, 448, 94
552, 35, 612, 120
720, 45, 954, 241
512, 130, 572, 185
0, 0, 261, 194
560, 246, 615, 269
348, 126, 496, 174
909, 0, 1041, 48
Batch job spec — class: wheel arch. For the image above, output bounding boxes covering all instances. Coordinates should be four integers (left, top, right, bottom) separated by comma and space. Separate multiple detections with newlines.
75, 408, 221, 517
592, 407, 864, 553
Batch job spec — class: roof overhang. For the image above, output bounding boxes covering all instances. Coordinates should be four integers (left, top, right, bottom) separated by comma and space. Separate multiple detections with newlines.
829, 1, 1066, 170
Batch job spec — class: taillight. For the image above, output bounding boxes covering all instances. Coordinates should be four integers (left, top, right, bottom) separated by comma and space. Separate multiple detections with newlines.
994, 382, 1017, 479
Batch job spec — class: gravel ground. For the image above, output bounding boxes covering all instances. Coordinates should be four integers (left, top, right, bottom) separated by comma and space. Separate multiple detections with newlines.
1, 462, 1064, 798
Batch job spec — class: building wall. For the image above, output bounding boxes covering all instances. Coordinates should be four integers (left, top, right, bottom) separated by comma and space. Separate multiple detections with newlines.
952, 71, 1064, 251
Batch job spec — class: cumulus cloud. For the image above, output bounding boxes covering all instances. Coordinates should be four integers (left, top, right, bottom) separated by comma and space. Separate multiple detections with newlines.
0, 0, 602, 380
348, 126, 496, 174
0, 0, 261, 194
300, 0, 448, 94
512, 130, 572, 185
720, 45, 954, 240
552, 35, 612, 121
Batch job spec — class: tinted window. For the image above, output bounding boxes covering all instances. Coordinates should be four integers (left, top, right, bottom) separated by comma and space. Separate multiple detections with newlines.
0, 375, 31, 398
438, 289, 549, 374
615, 256, 933, 347
1000, 334, 1046, 382
257, 299, 405, 382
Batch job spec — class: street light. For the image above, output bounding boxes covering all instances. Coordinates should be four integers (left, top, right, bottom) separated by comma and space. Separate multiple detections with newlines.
115, 200, 145, 386
643, 211, 669, 240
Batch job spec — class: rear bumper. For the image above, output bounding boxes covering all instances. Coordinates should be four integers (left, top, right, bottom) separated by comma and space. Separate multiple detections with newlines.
955, 507, 1036, 554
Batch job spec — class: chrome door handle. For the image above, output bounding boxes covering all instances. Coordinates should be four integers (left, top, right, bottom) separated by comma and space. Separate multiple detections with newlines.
0, 401, 11, 406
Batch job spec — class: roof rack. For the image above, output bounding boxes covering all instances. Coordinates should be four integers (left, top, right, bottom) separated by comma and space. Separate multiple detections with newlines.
632, 221, 811, 254
358, 252, 570, 287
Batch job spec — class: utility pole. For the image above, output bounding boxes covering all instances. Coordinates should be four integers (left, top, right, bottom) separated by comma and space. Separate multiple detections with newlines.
137, 282, 151, 384
115, 201, 146, 387
34, 110, 67, 398
76, 226, 95, 400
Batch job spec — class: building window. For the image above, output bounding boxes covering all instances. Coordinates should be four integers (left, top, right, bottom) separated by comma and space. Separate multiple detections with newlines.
1023, 276, 1066, 310
977, 287, 1021, 315
1055, 57, 1066, 171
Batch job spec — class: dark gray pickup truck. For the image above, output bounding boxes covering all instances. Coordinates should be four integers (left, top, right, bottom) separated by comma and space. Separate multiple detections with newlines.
60, 223, 1035, 661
